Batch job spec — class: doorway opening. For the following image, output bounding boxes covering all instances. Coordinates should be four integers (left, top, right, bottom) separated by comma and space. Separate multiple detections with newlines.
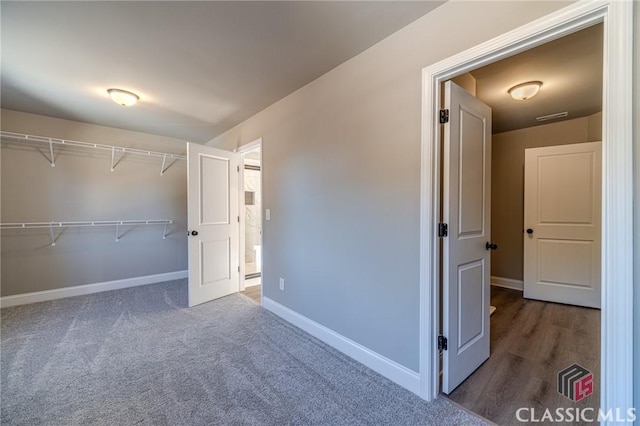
238, 140, 263, 305
419, 0, 633, 419
437, 23, 603, 422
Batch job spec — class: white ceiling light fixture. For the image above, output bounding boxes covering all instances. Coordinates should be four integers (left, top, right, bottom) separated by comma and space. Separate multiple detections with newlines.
508, 81, 542, 101
107, 88, 139, 106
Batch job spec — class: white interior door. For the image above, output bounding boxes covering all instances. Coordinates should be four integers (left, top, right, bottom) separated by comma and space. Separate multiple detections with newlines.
523, 142, 601, 309
187, 142, 239, 307
442, 81, 492, 394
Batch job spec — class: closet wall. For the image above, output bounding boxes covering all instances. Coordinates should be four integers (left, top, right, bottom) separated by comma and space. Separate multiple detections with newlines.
0, 109, 188, 297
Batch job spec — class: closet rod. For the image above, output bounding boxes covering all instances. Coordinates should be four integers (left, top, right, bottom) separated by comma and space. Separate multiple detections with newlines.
0, 220, 173, 229
0, 131, 187, 164
0, 220, 173, 245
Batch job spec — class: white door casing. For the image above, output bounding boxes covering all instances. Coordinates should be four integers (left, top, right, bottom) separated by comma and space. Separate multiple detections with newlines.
187, 142, 240, 307
441, 81, 492, 394
524, 142, 601, 308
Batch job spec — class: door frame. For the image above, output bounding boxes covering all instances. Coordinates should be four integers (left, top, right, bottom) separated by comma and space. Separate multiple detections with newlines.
236, 138, 263, 296
419, 1, 633, 417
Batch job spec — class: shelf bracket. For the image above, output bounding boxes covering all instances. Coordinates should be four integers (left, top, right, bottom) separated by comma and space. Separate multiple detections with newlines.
160, 154, 178, 176
115, 223, 121, 242
160, 154, 167, 176
110, 147, 116, 172
162, 222, 169, 239
48, 139, 56, 168
110, 147, 125, 172
48, 223, 57, 246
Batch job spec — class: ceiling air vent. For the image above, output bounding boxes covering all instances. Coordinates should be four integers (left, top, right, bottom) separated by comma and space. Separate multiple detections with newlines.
536, 112, 569, 122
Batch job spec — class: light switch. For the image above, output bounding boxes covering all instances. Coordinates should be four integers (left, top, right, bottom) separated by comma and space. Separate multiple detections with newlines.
266, 209, 271, 220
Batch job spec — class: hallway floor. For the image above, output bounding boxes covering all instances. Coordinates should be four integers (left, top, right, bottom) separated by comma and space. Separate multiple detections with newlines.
241, 284, 261, 304
446, 286, 600, 425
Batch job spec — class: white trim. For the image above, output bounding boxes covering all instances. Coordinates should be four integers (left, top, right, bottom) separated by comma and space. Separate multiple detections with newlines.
262, 296, 421, 395
239, 152, 247, 292
0, 270, 188, 308
235, 137, 263, 154
419, 1, 634, 414
599, 1, 634, 417
490, 276, 524, 292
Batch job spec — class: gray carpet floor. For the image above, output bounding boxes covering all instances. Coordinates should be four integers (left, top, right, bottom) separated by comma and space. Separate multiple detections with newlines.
1, 280, 487, 425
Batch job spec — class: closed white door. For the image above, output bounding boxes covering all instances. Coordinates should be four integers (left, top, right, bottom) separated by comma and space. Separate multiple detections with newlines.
187, 142, 240, 307
442, 81, 492, 394
523, 142, 601, 309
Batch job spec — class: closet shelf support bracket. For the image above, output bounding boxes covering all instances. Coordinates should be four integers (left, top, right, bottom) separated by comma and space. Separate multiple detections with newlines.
161, 154, 167, 176
48, 223, 57, 246
48, 139, 56, 167
110, 146, 125, 172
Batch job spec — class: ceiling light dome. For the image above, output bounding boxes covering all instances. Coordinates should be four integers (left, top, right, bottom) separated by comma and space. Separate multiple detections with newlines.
508, 81, 542, 101
107, 88, 139, 106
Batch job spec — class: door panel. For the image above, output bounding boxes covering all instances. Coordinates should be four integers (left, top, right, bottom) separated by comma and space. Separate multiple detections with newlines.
538, 239, 594, 287
201, 239, 231, 285
200, 155, 230, 224
459, 109, 485, 236
458, 260, 485, 351
442, 81, 492, 394
524, 142, 601, 308
537, 153, 594, 224
188, 143, 239, 307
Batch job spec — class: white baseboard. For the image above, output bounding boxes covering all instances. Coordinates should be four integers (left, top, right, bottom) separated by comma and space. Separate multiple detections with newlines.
0, 270, 188, 308
262, 296, 421, 395
491, 276, 524, 291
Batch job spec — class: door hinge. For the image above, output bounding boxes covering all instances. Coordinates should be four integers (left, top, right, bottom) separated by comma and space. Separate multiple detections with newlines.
438, 335, 448, 351
237, 216, 240, 223
439, 109, 449, 124
238, 266, 240, 273
438, 223, 448, 237
237, 165, 240, 172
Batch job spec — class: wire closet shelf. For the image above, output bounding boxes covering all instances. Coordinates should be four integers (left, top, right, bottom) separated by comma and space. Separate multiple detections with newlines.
0, 220, 174, 246
0, 131, 187, 175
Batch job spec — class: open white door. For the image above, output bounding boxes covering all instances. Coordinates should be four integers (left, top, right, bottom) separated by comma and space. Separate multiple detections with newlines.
441, 81, 492, 394
523, 142, 601, 309
187, 142, 239, 307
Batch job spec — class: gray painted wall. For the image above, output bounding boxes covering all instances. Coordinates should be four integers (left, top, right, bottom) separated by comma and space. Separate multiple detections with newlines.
491, 113, 602, 281
0, 109, 188, 296
208, 1, 571, 371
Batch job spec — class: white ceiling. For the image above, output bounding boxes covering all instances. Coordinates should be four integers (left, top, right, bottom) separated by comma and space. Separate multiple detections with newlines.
1, 1, 444, 143
1, 3, 604, 141
472, 23, 603, 133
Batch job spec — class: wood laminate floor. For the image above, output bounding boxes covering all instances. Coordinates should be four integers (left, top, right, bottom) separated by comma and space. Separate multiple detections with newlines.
447, 287, 600, 425
241, 285, 261, 304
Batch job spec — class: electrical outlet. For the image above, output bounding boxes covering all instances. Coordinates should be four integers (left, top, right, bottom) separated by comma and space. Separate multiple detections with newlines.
279, 278, 285, 291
